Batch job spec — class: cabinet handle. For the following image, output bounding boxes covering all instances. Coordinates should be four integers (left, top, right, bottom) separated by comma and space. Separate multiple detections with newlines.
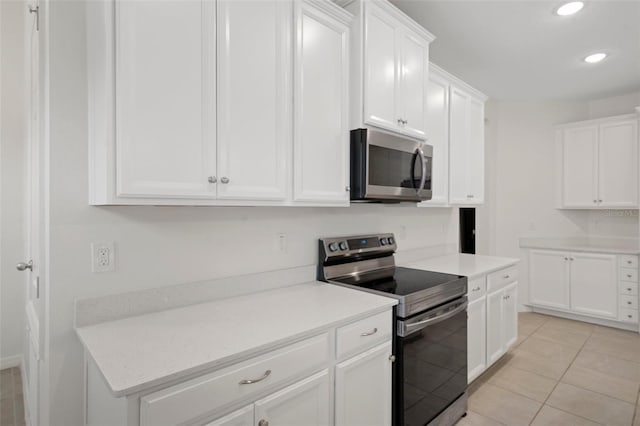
397, 118, 404, 125
627, 274, 632, 278
628, 288, 633, 291
598, 199, 603, 203
345, 186, 350, 192
503, 295, 510, 300
239, 370, 271, 385
467, 194, 474, 198
503, 275, 510, 279
628, 314, 633, 319
207, 176, 217, 184
389, 355, 396, 362
220, 177, 230, 184
627, 301, 632, 305
402, 119, 408, 125
472, 286, 482, 292
628, 260, 633, 265
361, 327, 378, 337
258, 420, 269, 426
564, 257, 569, 261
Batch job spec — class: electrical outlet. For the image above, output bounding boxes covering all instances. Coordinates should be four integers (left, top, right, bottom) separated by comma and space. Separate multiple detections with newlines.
277, 233, 287, 253
91, 242, 115, 273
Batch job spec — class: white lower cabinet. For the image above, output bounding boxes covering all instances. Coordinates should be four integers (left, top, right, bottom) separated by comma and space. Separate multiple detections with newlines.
86, 309, 393, 426
335, 342, 392, 426
528, 249, 628, 324
466, 265, 519, 383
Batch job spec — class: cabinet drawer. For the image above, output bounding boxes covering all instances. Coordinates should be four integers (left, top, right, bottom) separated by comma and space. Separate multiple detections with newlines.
618, 282, 638, 296
487, 266, 518, 292
467, 276, 486, 302
619, 308, 638, 323
619, 255, 638, 269
619, 268, 638, 282
620, 295, 638, 310
336, 310, 392, 361
140, 333, 329, 426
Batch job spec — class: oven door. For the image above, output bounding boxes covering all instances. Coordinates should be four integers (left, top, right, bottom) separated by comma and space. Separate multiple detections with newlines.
396, 297, 468, 426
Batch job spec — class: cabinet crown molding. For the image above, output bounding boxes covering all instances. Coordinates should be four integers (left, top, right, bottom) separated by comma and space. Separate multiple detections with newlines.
554, 112, 639, 129
429, 62, 488, 102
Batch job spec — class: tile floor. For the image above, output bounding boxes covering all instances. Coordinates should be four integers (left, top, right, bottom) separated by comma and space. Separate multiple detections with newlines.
458, 312, 640, 426
0, 367, 25, 426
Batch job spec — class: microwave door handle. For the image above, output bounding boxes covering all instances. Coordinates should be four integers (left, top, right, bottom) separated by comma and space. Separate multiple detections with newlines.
417, 148, 427, 193
400, 301, 467, 336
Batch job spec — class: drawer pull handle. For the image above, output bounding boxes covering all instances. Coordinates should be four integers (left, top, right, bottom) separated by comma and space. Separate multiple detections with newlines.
628, 314, 633, 319
389, 355, 396, 362
361, 328, 378, 337
628, 260, 633, 264
472, 286, 482, 292
503, 275, 510, 279
239, 370, 271, 385
258, 420, 269, 426
627, 274, 632, 278
627, 301, 632, 305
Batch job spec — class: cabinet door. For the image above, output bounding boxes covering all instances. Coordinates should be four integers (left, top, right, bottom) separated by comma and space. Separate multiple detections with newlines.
293, 2, 349, 204
598, 119, 638, 208
419, 70, 449, 206
398, 28, 428, 139
363, 2, 400, 132
570, 252, 617, 319
254, 370, 330, 426
503, 282, 518, 350
467, 296, 486, 383
561, 125, 598, 207
448, 86, 470, 204
529, 250, 570, 309
205, 405, 253, 426
467, 96, 485, 203
485, 289, 504, 366
217, 0, 290, 200
115, 0, 216, 198
335, 342, 392, 426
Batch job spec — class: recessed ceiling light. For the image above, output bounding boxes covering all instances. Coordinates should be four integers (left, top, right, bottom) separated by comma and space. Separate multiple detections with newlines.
584, 53, 607, 63
556, 1, 584, 16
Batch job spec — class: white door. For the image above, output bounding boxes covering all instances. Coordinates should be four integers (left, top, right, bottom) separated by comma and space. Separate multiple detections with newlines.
503, 282, 518, 350
485, 289, 504, 365
598, 119, 638, 207
570, 252, 617, 319
467, 297, 486, 383
467, 96, 485, 203
254, 371, 330, 426
363, 2, 399, 132
529, 250, 570, 309
335, 342, 392, 426
398, 28, 427, 139
115, 0, 216, 199
22, 3, 44, 423
561, 125, 598, 207
216, 0, 290, 201
293, 2, 349, 204
448, 85, 470, 204
205, 405, 253, 426
419, 70, 449, 206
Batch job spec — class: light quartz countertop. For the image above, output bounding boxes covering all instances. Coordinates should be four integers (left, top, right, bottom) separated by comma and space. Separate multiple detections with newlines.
520, 237, 640, 255
402, 253, 519, 278
76, 282, 396, 398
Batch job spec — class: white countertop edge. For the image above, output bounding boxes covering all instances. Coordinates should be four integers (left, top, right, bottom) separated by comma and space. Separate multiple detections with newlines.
401, 253, 520, 279
76, 282, 397, 397
520, 237, 640, 255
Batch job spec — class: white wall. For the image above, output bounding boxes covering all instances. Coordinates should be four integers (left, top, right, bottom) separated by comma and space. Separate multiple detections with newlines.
46, 2, 459, 425
0, 0, 27, 365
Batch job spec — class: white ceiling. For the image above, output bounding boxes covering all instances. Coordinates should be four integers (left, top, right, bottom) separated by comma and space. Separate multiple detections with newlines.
390, 0, 640, 101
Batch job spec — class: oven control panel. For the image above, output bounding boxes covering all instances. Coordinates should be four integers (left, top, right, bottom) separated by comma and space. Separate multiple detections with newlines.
319, 233, 397, 259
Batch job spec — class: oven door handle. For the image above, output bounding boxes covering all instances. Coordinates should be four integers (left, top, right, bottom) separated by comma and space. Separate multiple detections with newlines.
399, 300, 467, 337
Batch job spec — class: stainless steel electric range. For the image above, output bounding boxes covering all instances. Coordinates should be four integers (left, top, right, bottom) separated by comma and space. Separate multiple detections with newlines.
318, 233, 468, 426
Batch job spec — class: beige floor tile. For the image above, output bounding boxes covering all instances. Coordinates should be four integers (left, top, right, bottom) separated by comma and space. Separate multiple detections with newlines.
0, 369, 13, 399
545, 316, 595, 335
593, 325, 640, 341
634, 406, 640, 426
547, 382, 635, 426
532, 322, 591, 347
455, 410, 505, 426
506, 348, 573, 380
468, 382, 541, 426
584, 333, 640, 363
518, 335, 582, 359
1, 396, 15, 425
561, 364, 639, 403
530, 405, 602, 426
573, 349, 640, 382
487, 365, 557, 402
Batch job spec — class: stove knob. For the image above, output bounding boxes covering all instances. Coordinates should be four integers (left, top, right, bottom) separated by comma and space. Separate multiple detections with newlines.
380, 238, 388, 246
388, 237, 394, 245
339, 241, 348, 251
328, 242, 338, 252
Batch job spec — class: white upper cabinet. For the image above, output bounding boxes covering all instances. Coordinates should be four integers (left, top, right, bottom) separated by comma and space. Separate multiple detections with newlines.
88, 0, 352, 206
112, 0, 216, 200
347, 0, 434, 139
293, 1, 351, 204
449, 84, 486, 205
557, 114, 638, 209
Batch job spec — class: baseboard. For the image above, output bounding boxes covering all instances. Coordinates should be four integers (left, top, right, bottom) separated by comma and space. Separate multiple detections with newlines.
530, 306, 640, 333
0, 355, 22, 370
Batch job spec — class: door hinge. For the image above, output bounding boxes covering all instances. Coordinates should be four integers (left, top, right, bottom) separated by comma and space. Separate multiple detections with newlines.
29, 5, 39, 31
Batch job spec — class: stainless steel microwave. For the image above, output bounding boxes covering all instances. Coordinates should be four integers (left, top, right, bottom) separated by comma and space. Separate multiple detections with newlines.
350, 128, 432, 202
